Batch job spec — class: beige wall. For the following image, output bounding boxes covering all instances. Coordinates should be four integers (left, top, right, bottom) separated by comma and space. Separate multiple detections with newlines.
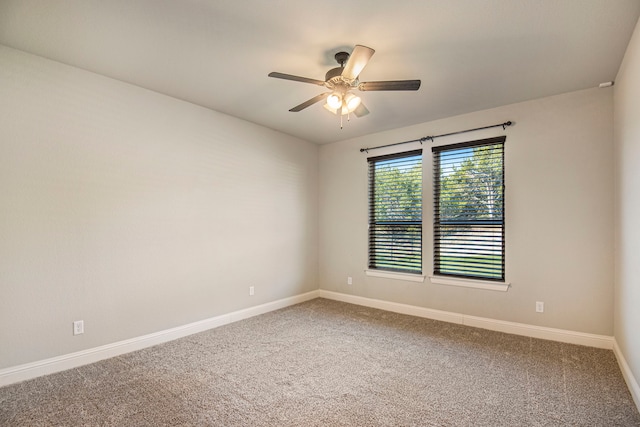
319, 87, 614, 335
0, 45, 318, 369
614, 16, 640, 390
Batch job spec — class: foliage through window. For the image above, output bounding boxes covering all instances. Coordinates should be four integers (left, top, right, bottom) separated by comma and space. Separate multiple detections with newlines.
368, 150, 422, 274
432, 137, 505, 281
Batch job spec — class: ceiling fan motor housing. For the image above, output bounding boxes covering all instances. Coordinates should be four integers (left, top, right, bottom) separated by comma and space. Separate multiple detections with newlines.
325, 51, 353, 85
325, 67, 346, 83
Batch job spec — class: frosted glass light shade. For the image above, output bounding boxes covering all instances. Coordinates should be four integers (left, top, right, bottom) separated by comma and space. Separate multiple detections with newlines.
327, 93, 342, 109
344, 93, 361, 111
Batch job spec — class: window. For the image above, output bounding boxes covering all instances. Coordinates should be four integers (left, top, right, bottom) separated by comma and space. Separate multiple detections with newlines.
432, 136, 505, 281
368, 150, 422, 274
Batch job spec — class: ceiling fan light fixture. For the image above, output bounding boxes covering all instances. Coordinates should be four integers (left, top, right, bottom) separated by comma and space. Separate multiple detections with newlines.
344, 93, 361, 112
327, 92, 342, 109
323, 103, 338, 114
324, 96, 362, 116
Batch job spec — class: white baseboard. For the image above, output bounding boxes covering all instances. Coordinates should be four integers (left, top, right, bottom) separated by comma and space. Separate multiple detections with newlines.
463, 315, 613, 349
613, 340, 640, 412
318, 290, 614, 349
0, 289, 621, 391
0, 290, 320, 387
319, 290, 466, 325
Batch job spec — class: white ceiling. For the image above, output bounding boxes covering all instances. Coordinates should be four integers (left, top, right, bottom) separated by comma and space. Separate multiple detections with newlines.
1, 0, 639, 144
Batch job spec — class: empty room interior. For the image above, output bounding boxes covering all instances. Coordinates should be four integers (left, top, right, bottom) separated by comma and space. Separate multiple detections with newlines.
2, 1, 640, 425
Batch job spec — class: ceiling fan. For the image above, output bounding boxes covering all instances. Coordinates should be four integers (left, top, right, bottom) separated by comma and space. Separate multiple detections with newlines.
268, 45, 420, 126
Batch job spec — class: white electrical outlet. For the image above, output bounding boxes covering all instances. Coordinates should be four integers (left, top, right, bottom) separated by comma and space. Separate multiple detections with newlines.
536, 301, 544, 313
249, 286, 255, 296
347, 276, 353, 285
73, 320, 84, 335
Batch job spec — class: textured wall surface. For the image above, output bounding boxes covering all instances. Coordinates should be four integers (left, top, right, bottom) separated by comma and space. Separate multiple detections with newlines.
614, 15, 640, 397
0, 45, 319, 369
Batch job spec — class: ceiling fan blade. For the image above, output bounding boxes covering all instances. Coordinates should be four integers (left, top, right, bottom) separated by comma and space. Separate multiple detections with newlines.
358, 80, 421, 91
289, 92, 330, 112
341, 45, 375, 80
268, 72, 326, 86
354, 103, 369, 118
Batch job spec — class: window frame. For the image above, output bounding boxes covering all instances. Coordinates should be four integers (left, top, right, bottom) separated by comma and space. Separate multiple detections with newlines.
367, 149, 423, 275
432, 136, 506, 282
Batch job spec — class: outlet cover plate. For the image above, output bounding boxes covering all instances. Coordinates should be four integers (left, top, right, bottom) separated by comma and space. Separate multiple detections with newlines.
73, 320, 84, 335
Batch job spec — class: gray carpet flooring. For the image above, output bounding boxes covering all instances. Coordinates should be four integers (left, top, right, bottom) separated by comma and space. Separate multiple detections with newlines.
1, 298, 639, 426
